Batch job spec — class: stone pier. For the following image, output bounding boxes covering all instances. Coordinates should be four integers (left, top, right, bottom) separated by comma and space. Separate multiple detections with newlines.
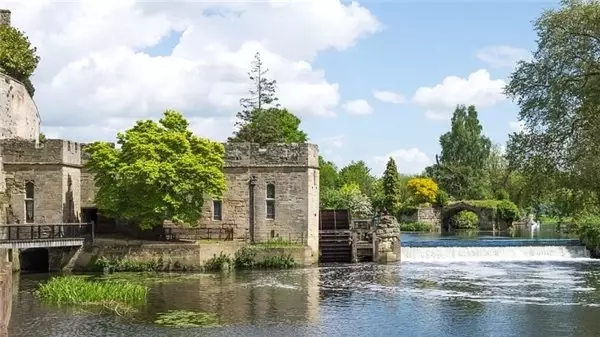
373, 215, 401, 263
0, 249, 12, 337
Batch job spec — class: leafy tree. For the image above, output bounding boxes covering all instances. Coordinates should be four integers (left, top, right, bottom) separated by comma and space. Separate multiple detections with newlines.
407, 177, 439, 204
426, 105, 492, 199
381, 157, 402, 213
236, 52, 279, 126
504, 0, 600, 214
319, 156, 339, 191
228, 107, 308, 144
0, 23, 40, 96
321, 183, 373, 218
85, 110, 226, 229
338, 160, 376, 197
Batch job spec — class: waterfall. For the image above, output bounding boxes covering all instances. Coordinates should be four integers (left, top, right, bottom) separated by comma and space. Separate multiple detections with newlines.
401, 245, 590, 262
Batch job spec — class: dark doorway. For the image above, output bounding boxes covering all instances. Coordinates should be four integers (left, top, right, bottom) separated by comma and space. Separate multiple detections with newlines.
81, 207, 98, 224
20, 248, 49, 273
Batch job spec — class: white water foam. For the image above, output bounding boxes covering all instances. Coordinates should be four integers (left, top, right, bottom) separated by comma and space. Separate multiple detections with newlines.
401, 245, 591, 262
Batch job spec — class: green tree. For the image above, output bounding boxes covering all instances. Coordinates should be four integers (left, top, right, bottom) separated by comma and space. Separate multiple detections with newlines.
0, 24, 40, 96
320, 183, 373, 218
504, 0, 600, 214
381, 157, 402, 213
319, 156, 339, 191
338, 160, 376, 197
228, 107, 308, 144
426, 105, 492, 199
236, 52, 280, 126
85, 110, 226, 229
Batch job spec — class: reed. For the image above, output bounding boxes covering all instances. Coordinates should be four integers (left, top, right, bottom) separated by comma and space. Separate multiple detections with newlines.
36, 276, 148, 314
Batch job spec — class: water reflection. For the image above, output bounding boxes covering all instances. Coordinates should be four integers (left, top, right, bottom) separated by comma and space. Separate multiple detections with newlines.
9, 260, 600, 337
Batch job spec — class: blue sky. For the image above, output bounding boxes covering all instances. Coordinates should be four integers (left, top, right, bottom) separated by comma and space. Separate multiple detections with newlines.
11, 1, 558, 177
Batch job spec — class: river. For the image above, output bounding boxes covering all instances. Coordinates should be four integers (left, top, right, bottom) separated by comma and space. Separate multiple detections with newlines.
8, 260, 600, 337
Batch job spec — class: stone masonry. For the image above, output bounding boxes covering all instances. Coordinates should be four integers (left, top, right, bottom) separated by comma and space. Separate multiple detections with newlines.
374, 215, 401, 263
1, 139, 82, 224
0, 9, 10, 26
199, 143, 320, 256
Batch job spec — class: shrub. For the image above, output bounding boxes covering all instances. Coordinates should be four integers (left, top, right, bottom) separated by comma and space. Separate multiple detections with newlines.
575, 215, 600, 250
399, 221, 434, 232
451, 210, 479, 229
435, 190, 449, 207
0, 25, 40, 89
496, 200, 520, 223
494, 189, 509, 200
407, 178, 439, 204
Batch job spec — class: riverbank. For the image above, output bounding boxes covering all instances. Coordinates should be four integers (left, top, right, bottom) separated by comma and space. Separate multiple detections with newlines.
71, 238, 317, 273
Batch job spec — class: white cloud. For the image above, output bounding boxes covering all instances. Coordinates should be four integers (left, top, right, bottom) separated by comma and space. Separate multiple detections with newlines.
476, 45, 532, 69
372, 148, 432, 176
412, 69, 506, 120
373, 90, 405, 104
343, 99, 374, 115
4, 0, 380, 142
319, 134, 345, 149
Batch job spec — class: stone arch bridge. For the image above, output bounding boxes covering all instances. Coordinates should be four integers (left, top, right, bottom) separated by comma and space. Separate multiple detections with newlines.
440, 202, 509, 232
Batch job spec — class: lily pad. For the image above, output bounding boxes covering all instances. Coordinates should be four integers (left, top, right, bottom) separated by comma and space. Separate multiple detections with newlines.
154, 310, 220, 328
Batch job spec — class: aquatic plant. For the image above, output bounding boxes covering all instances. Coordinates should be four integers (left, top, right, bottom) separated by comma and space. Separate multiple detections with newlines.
203, 252, 233, 272
91, 256, 197, 273
233, 247, 297, 269
154, 310, 220, 328
36, 276, 148, 315
399, 221, 434, 232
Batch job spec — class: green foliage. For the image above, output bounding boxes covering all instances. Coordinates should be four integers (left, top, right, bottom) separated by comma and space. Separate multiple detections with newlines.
228, 107, 308, 144
92, 256, 194, 273
38, 132, 46, 144
338, 160, 376, 197
85, 110, 226, 230
397, 205, 419, 217
155, 310, 220, 328
426, 105, 492, 200
233, 247, 296, 269
451, 210, 479, 229
435, 190, 450, 207
0, 24, 40, 93
505, 0, 600, 215
382, 157, 402, 213
494, 189, 509, 200
399, 221, 434, 232
496, 200, 521, 223
36, 276, 148, 315
407, 177, 439, 205
320, 183, 373, 218
575, 215, 600, 251
203, 253, 232, 272
319, 155, 339, 204
236, 52, 280, 125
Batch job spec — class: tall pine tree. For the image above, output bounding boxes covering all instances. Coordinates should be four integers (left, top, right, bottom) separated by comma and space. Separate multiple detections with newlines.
382, 157, 402, 213
236, 52, 279, 126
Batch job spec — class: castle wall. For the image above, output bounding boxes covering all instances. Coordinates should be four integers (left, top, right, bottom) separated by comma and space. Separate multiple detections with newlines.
201, 143, 320, 255
0, 73, 40, 142
1, 139, 82, 223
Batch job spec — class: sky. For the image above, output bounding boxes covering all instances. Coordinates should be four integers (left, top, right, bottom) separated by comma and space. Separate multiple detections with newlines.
1, 0, 559, 176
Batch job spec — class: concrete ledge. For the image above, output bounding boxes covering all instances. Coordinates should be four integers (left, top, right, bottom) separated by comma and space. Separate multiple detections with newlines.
0, 238, 85, 249
402, 239, 584, 248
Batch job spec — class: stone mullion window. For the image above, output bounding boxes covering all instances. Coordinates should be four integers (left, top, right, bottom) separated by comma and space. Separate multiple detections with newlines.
24, 181, 34, 223
266, 183, 275, 219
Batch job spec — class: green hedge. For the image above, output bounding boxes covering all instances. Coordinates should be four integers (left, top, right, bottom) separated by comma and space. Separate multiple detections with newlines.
452, 210, 479, 229
399, 221, 434, 232
575, 215, 600, 251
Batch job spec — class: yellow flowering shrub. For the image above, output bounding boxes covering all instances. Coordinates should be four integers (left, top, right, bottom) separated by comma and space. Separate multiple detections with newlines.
407, 178, 439, 204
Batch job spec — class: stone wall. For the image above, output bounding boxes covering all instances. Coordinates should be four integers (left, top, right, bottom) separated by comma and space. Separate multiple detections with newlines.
80, 167, 96, 208
1, 139, 83, 223
0, 9, 10, 26
0, 249, 11, 337
201, 143, 320, 256
417, 207, 442, 230
0, 73, 40, 142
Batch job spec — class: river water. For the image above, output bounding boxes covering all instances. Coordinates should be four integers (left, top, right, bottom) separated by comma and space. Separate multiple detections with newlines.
8, 260, 600, 337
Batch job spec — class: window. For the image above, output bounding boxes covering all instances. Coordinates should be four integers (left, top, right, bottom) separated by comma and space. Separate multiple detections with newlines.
266, 183, 275, 219
213, 200, 222, 221
25, 182, 34, 223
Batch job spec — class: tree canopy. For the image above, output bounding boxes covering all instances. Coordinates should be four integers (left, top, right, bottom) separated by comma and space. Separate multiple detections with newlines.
426, 105, 492, 200
505, 0, 600, 214
382, 157, 402, 213
85, 110, 226, 229
0, 23, 39, 96
228, 107, 308, 144
236, 52, 279, 126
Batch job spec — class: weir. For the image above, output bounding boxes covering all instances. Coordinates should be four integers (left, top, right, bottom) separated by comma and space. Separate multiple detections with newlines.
401, 239, 590, 262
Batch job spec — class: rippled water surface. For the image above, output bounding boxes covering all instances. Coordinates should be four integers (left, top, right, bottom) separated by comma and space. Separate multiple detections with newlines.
9, 260, 600, 337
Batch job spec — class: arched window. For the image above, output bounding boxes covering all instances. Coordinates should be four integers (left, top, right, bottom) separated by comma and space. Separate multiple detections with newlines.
266, 183, 275, 219
25, 182, 34, 223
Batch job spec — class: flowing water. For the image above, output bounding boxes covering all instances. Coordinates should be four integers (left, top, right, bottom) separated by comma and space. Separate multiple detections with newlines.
8, 257, 600, 337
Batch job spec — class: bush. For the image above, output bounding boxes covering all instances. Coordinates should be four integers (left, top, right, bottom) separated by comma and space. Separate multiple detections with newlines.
451, 210, 479, 229
399, 221, 434, 232
435, 190, 449, 207
0, 24, 40, 86
496, 200, 520, 222
575, 215, 600, 250
407, 178, 439, 204
494, 189, 509, 200
397, 205, 419, 218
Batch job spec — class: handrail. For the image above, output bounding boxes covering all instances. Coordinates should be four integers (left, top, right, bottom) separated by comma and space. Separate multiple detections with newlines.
0, 223, 94, 243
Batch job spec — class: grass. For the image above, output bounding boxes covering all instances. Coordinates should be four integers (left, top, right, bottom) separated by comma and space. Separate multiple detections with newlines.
36, 276, 148, 315
399, 221, 434, 232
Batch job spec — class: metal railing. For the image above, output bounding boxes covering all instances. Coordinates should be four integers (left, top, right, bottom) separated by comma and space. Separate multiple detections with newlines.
158, 227, 234, 241
0, 223, 93, 242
